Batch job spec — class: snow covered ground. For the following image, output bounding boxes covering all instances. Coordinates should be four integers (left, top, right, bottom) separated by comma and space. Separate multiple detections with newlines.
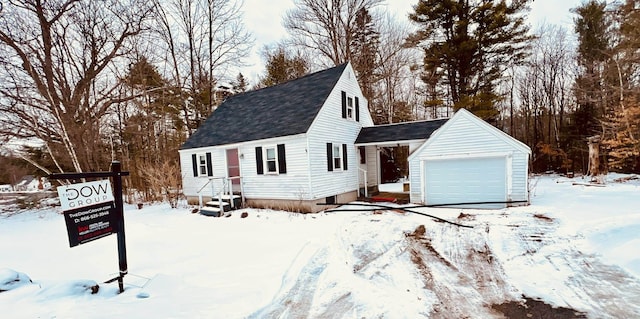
1, 174, 639, 318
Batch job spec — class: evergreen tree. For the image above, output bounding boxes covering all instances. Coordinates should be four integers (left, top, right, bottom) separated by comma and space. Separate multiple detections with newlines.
569, 0, 613, 173
601, 0, 640, 172
350, 8, 380, 102
121, 56, 184, 198
259, 46, 309, 87
408, 0, 532, 123
573, 0, 612, 118
233, 73, 248, 93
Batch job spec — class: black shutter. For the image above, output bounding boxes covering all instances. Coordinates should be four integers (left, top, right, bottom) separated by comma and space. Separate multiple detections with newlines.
341, 91, 347, 119
355, 96, 360, 122
255, 147, 264, 175
326, 143, 333, 171
277, 144, 287, 174
359, 146, 366, 164
342, 144, 348, 170
206, 152, 213, 176
191, 154, 198, 177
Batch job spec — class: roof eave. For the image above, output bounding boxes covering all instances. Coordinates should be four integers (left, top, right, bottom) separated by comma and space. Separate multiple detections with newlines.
355, 138, 427, 147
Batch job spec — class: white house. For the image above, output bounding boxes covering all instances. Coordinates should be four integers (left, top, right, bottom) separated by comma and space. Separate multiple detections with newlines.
179, 63, 374, 212
179, 62, 531, 212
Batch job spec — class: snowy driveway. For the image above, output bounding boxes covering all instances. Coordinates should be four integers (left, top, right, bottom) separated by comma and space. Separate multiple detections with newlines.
1, 175, 639, 318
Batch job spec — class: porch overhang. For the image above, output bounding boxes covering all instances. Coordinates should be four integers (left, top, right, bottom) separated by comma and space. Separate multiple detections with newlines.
355, 119, 448, 146
354, 139, 426, 147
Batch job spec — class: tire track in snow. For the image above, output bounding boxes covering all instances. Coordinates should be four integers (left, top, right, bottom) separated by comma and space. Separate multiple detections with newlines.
249, 211, 639, 318
406, 222, 518, 318
488, 212, 640, 318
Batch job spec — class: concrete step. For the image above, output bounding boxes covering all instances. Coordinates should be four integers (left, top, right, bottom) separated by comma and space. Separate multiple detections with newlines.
199, 205, 222, 217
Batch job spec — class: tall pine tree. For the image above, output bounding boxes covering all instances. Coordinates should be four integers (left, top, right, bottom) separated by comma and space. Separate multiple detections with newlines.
569, 0, 613, 173
408, 0, 532, 123
350, 8, 380, 102
601, 0, 640, 172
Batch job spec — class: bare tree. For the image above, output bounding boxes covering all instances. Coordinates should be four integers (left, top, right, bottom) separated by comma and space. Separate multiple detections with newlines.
284, 0, 383, 67
0, 0, 154, 173
151, 0, 252, 132
373, 13, 420, 124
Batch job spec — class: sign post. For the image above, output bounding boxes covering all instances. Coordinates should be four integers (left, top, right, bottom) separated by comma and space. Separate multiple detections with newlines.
50, 161, 130, 293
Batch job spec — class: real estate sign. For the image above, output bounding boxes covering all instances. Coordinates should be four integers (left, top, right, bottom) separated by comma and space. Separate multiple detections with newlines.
57, 180, 117, 247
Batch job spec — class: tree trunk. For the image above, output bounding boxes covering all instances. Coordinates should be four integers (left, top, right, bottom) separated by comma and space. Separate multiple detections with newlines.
587, 135, 601, 181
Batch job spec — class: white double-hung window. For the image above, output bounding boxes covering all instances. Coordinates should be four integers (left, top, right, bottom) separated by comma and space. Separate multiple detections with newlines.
191, 152, 212, 177
265, 146, 277, 173
346, 97, 354, 119
255, 144, 287, 175
198, 154, 207, 175
333, 144, 342, 170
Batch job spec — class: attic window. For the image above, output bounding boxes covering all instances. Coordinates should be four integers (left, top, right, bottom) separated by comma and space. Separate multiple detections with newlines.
347, 97, 354, 119
341, 91, 360, 121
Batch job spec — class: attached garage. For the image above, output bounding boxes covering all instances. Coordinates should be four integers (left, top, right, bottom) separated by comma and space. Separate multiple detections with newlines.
409, 109, 531, 208
424, 156, 508, 208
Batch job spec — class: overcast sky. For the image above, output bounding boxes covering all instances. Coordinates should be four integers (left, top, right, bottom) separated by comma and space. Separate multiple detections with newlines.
238, 0, 581, 84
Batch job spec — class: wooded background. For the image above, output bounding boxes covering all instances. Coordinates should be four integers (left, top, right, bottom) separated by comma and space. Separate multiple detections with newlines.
1, 0, 638, 201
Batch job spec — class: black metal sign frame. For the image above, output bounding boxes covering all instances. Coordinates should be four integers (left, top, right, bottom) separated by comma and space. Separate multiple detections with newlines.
49, 161, 130, 293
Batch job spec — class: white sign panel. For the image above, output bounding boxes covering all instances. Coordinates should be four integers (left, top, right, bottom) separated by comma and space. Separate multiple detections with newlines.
57, 180, 115, 211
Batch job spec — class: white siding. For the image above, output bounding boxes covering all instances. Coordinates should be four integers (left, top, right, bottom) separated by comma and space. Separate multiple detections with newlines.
179, 147, 227, 199
180, 134, 316, 201
408, 156, 423, 202
408, 109, 530, 204
238, 135, 313, 200
306, 64, 371, 200
365, 145, 378, 186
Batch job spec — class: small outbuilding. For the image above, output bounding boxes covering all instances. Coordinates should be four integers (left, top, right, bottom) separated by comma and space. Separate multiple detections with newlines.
407, 109, 531, 208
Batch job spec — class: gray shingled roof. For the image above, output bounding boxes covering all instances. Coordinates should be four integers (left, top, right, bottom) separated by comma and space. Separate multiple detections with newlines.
355, 119, 448, 144
181, 63, 348, 149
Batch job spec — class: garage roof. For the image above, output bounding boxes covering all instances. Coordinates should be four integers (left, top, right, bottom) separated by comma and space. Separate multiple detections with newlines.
355, 119, 448, 144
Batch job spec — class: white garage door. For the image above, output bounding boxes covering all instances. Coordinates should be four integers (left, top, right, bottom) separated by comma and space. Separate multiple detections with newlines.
424, 156, 507, 208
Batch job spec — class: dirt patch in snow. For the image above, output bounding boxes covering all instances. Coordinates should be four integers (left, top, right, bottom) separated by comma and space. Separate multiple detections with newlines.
457, 212, 476, 220
533, 213, 554, 221
491, 295, 587, 319
405, 223, 515, 318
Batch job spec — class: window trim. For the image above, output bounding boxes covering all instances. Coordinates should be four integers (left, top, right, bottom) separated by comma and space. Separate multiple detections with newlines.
192, 152, 212, 177
333, 144, 342, 171
256, 144, 286, 175
198, 154, 208, 176
264, 145, 279, 174
341, 90, 359, 122
346, 96, 354, 119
